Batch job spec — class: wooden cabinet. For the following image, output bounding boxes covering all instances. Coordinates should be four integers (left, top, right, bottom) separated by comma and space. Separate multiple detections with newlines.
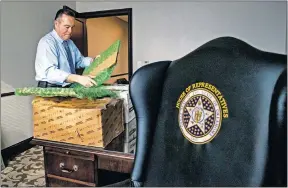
45, 147, 96, 186
31, 138, 134, 187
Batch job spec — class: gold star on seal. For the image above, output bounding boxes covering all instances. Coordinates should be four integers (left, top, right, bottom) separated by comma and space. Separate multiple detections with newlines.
186, 97, 214, 134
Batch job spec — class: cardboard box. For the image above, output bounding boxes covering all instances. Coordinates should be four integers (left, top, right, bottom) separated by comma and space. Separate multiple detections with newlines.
32, 96, 124, 148
103, 85, 137, 154
104, 85, 136, 123
118, 91, 135, 123
125, 118, 137, 143
123, 118, 137, 154
105, 132, 125, 152
124, 138, 136, 154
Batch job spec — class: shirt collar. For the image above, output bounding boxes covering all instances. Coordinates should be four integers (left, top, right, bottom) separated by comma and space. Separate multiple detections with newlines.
52, 29, 66, 44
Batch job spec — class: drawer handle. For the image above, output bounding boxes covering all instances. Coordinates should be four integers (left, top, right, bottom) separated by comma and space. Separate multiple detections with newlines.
59, 162, 78, 173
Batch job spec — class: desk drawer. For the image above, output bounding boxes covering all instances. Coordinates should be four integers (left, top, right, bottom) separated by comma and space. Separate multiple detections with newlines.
45, 147, 95, 183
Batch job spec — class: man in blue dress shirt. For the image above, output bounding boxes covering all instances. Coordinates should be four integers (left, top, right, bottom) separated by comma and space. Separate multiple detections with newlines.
35, 9, 99, 88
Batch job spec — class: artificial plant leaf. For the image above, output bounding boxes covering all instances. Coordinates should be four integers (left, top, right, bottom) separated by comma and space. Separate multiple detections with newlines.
70, 39, 121, 88
15, 87, 117, 99
82, 39, 120, 76
15, 87, 77, 98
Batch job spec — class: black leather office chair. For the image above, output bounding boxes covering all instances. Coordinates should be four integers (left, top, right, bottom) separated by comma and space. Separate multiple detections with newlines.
128, 37, 287, 187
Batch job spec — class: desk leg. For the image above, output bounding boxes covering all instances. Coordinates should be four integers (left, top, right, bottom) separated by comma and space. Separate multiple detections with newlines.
94, 156, 98, 187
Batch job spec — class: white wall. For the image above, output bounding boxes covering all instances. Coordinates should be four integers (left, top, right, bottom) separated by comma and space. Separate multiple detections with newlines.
76, 1, 287, 70
1, 81, 34, 149
1, 1, 76, 88
0, 1, 76, 149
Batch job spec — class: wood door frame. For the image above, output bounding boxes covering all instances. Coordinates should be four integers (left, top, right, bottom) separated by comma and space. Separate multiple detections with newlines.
63, 6, 133, 80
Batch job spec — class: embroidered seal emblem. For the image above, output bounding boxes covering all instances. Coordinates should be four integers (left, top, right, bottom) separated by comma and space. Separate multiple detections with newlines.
176, 82, 229, 144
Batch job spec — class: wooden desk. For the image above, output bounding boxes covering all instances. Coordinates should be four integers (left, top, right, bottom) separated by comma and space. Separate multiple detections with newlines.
31, 138, 135, 187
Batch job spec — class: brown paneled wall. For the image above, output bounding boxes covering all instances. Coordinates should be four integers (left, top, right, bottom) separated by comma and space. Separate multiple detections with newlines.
86, 16, 128, 84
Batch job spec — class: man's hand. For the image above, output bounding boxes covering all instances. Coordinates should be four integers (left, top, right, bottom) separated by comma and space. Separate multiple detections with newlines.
66, 74, 97, 88
76, 75, 97, 88
90, 55, 101, 63
94, 55, 101, 61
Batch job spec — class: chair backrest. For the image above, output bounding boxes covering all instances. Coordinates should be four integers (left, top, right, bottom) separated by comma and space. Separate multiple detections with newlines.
129, 37, 287, 187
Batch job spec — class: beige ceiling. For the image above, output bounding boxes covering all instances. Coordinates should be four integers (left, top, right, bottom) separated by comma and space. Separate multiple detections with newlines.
116, 15, 128, 22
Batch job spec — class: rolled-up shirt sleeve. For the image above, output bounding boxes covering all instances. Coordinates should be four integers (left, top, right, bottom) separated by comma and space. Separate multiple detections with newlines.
35, 39, 70, 85
72, 41, 93, 69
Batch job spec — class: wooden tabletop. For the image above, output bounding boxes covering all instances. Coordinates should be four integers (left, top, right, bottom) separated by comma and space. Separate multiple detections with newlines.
31, 138, 135, 174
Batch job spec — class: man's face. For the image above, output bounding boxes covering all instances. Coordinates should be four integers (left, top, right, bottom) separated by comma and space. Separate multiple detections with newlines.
54, 14, 75, 41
